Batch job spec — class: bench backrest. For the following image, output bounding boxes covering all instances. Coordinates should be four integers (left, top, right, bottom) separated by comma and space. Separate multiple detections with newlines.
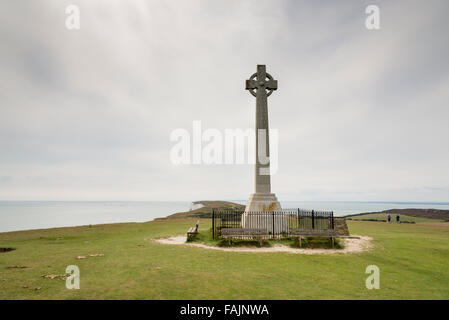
221, 228, 268, 236
195, 220, 200, 232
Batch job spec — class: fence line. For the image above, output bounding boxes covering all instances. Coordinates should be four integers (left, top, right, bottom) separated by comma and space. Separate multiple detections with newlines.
212, 209, 334, 239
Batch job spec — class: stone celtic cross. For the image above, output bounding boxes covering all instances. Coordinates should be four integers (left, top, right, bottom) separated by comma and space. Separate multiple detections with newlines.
243, 64, 283, 224
245, 65, 278, 195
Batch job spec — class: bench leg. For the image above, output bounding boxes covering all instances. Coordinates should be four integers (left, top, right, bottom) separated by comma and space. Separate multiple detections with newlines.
299, 236, 302, 247
331, 237, 334, 248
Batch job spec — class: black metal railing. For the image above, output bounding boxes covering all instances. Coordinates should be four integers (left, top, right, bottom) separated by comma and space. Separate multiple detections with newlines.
212, 209, 334, 239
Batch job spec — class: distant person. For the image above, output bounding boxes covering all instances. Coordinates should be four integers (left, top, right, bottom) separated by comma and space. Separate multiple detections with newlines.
387, 214, 391, 223
396, 215, 400, 223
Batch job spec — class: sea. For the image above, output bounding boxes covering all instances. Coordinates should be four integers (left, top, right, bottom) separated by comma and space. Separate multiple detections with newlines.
1, 200, 448, 233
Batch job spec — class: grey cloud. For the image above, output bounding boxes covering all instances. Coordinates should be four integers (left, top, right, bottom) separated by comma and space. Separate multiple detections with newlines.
0, 0, 448, 201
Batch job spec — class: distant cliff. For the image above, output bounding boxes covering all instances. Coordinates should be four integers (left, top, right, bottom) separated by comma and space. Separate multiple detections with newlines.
164, 200, 245, 219
346, 208, 449, 221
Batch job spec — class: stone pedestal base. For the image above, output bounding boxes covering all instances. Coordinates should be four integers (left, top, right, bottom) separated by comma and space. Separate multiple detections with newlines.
242, 193, 288, 233
244, 193, 281, 212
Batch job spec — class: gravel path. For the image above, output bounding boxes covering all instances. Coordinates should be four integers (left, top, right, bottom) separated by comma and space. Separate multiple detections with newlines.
153, 235, 373, 255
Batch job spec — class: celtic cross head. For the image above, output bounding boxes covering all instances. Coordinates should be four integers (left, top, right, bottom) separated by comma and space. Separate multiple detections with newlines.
245, 65, 278, 97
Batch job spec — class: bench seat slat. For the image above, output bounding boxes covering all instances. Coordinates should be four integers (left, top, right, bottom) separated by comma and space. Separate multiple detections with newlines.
221, 228, 269, 236
218, 228, 337, 239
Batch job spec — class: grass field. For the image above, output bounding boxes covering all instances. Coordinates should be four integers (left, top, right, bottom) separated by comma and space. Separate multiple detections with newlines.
347, 213, 443, 223
1, 219, 448, 299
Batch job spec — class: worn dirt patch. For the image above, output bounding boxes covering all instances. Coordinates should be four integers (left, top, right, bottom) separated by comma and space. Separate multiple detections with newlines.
42, 274, 69, 280
76, 253, 104, 259
152, 235, 373, 255
6, 265, 27, 269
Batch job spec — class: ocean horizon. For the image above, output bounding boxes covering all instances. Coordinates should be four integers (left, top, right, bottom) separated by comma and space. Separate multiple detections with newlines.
1, 200, 448, 233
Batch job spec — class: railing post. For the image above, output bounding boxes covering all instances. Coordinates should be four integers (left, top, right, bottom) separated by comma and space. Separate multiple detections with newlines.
312, 210, 315, 229
212, 209, 215, 239
331, 211, 335, 229
272, 212, 275, 238
297, 208, 300, 229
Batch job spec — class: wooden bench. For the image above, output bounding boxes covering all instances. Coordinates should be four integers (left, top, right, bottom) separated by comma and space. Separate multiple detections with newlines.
187, 220, 200, 241
220, 228, 270, 245
290, 229, 337, 248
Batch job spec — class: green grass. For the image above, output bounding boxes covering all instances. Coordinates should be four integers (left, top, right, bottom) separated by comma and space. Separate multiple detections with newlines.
1, 219, 448, 299
191, 229, 341, 249
347, 213, 442, 223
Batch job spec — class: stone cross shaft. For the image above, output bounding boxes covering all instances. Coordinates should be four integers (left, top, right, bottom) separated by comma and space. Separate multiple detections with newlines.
245, 65, 278, 194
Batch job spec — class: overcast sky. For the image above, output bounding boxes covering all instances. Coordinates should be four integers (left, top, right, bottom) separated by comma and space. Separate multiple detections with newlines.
1, 0, 448, 202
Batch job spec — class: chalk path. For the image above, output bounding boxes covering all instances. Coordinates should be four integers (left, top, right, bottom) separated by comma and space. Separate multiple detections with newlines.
151, 235, 373, 255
